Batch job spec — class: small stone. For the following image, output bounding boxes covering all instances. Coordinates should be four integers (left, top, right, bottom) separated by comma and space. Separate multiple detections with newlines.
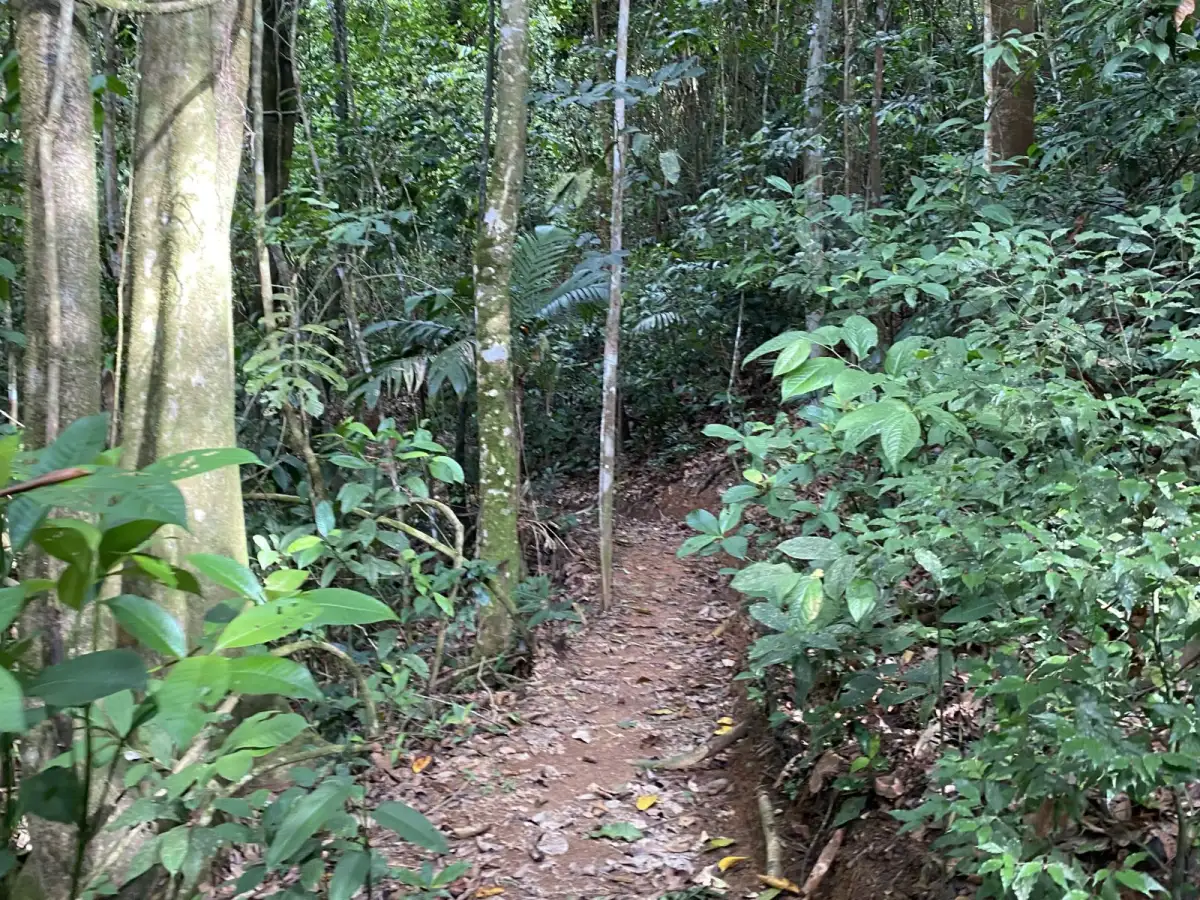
538, 830, 570, 856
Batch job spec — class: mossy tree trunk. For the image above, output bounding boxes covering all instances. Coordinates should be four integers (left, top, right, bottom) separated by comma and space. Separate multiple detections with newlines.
13, 4, 103, 898
983, 0, 1035, 168
473, 0, 530, 657
597, 0, 628, 612
120, 0, 251, 640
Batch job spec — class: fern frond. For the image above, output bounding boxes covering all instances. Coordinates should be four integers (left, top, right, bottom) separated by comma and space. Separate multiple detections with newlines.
633, 311, 682, 332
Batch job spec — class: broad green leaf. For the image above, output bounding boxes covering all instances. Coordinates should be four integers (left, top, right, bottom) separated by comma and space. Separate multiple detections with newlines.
731, 562, 801, 601
33, 520, 99, 574
222, 711, 308, 755
721, 535, 748, 559
919, 282, 949, 302
776, 536, 839, 561
772, 338, 814, 376
158, 655, 231, 709
796, 576, 824, 623
315, 500, 336, 537
832, 369, 877, 403
781, 357, 844, 400
188, 554, 265, 604
373, 800, 449, 852
677, 534, 718, 557
702, 423, 743, 442
303, 588, 398, 627
913, 548, 946, 584
685, 508, 722, 536
878, 403, 921, 468
21, 766, 84, 823
106, 595, 187, 658
979, 203, 1014, 226
765, 175, 792, 193
330, 850, 371, 900
143, 448, 261, 481
0, 587, 26, 633
34, 414, 108, 473
659, 149, 681, 185
835, 399, 921, 467
337, 482, 371, 514
428, 456, 465, 484
846, 579, 878, 623
266, 780, 353, 869
941, 597, 997, 624
841, 316, 878, 360
98, 520, 165, 568
228, 656, 321, 700
264, 568, 309, 596
214, 596, 319, 651
589, 821, 643, 842
743, 330, 808, 366
159, 825, 190, 876
0, 668, 24, 733
27, 649, 147, 708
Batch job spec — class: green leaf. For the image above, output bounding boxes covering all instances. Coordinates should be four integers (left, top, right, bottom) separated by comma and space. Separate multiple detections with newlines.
33, 520, 99, 575
776, 536, 839, 561
796, 576, 823, 623
315, 500, 336, 537
781, 357, 844, 400
159, 655, 231, 709
228, 656, 321, 700
330, 850, 371, 900
143, 448, 261, 481
188, 554, 265, 604
677, 534, 718, 557
702, 423, 743, 442
919, 282, 949, 302
428, 456, 465, 484
731, 562, 801, 601
35, 415, 108, 473
302, 588, 398, 627
98, 519, 165, 568
941, 597, 997, 624
264, 568, 309, 597
0, 587, 27, 633
28, 649, 147, 708
832, 370, 877, 403
21, 766, 84, 823
835, 399, 921, 467
685, 508, 722, 536
743, 330, 808, 366
1112, 870, 1164, 896
841, 315, 878, 360
0, 668, 24, 733
106, 595, 187, 658
159, 825, 190, 876
846, 579, 878, 623
772, 338, 814, 376
589, 821, 643, 842
658, 149, 681, 185
222, 711, 308, 755
979, 203, 1014, 226
373, 800, 449, 852
765, 175, 792, 193
833, 795, 867, 827
338, 482, 371, 514
913, 548, 946, 584
214, 597, 320, 651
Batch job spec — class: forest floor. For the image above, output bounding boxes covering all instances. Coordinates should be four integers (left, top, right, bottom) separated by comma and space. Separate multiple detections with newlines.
381, 518, 768, 899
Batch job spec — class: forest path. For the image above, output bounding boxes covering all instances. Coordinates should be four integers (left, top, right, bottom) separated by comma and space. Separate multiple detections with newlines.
412, 520, 762, 898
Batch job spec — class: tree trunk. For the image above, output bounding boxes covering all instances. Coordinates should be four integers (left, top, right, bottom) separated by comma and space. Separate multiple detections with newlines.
473, 0, 530, 656
983, 0, 1035, 168
866, 0, 884, 206
13, 3, 103, 897
262, 0, 297, 216
598, 0, 628, 612
803, 0, 835, 202
843, 0, 861, 196
121, 0, 252, 640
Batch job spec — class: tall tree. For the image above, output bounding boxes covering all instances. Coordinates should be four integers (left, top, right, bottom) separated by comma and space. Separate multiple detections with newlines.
843, 0, 861, 196
473, 0, 530, 655
13, 3, 103, 896
598, 0, 629, 612
803, 0, 835, 204
120, 0, 252, 639
983, 0, 1035, 168
867, 0, 885, 205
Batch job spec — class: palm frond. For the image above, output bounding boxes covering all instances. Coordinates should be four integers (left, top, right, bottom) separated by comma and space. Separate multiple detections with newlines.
426, 338, 476, 398
511, 225, 577, 321
633, 311, 683, 333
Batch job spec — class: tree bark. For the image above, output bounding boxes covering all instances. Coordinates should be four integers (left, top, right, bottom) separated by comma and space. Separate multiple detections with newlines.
843, 0, 861, 197
866, 0, 884, 206
261, 0, 296, 216
13, 4, 103, 897
473, 0, 530, 655
803, 0, 835, 202
598, 0, 628, 612
121, 0, 252, 640
983, 0, 1035, 168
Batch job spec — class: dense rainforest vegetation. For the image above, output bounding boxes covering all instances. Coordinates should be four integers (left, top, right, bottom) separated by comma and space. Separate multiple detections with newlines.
0, 0, 1194, 896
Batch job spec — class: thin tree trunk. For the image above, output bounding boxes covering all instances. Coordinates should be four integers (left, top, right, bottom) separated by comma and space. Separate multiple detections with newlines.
982, 0, 1035, 168
99, 9, 121, 274
13, 2, 103, 895
843, 0, 861, 196
761, 0, 782, 123
473, 0, 530, 656
803, 0, 835, 202
867, 0, 884, 206
262, 0, 296, 216
476, 0, 496, 219
121, 0, 252, 640
598, 0, 628, 612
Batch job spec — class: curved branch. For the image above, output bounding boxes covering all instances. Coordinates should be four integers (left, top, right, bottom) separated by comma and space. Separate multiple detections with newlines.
274, 638, 378, 736
407, 496, 465, 557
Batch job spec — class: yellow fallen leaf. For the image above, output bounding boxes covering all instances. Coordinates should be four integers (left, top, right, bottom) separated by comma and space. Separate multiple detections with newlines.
718, 855, 748, 872
636, 794, 658, 811
716, 716, 734, 726
707, 836, 737, 850
649, 708, 675, 716
713, 725, 732, 735
412, 755, 433, 774
476, 889, 505, 898
757, 874, 802, 894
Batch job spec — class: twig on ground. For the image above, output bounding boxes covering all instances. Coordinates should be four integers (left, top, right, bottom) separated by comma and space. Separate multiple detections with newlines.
801, 828, 844, 896
758, 786, 784, 879
637, 720, 749, 770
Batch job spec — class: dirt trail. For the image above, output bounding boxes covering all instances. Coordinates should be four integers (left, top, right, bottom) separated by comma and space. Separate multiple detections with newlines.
420, 520, 762, 898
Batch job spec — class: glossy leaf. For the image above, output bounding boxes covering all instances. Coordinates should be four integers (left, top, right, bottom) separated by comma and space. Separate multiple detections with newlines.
27, 649, 147, 708
106, 594, 187, 658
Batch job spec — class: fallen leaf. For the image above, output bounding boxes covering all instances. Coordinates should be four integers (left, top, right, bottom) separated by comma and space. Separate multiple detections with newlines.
571, 727, 592, 743
588, 821, 644, 842
411, 755, 432, 774
476, 889, 505, 898
873, 773, 906, 799
634, 606, 653, 615
636, 794, 658, 811
808, 751, 841, 794
707, 836, 737, 850
1177, 0, 1194, 27
649, 708, 675, 716
757, 874, 802, 894
718, 855, 748, 872
716, 716, 734, 725
537, 831, 570, 856
713, 725, 733, 735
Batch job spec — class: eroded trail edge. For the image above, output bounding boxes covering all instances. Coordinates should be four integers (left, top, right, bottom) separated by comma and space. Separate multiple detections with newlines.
399, 521, 760, 898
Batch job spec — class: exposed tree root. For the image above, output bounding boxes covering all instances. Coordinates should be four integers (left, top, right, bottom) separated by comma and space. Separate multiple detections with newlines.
637, 720, 749, 770
758, 787, 784, 879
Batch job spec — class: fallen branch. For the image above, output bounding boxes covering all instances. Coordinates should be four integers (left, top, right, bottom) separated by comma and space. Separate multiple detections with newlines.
637, 720, 749, 770
758, 787, 784, 879
801, 828, 844, 896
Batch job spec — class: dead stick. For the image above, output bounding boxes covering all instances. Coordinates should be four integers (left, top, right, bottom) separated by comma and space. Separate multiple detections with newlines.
758, 787, 784, 879
637, 720, 749, 770
801, 828, 844, 896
